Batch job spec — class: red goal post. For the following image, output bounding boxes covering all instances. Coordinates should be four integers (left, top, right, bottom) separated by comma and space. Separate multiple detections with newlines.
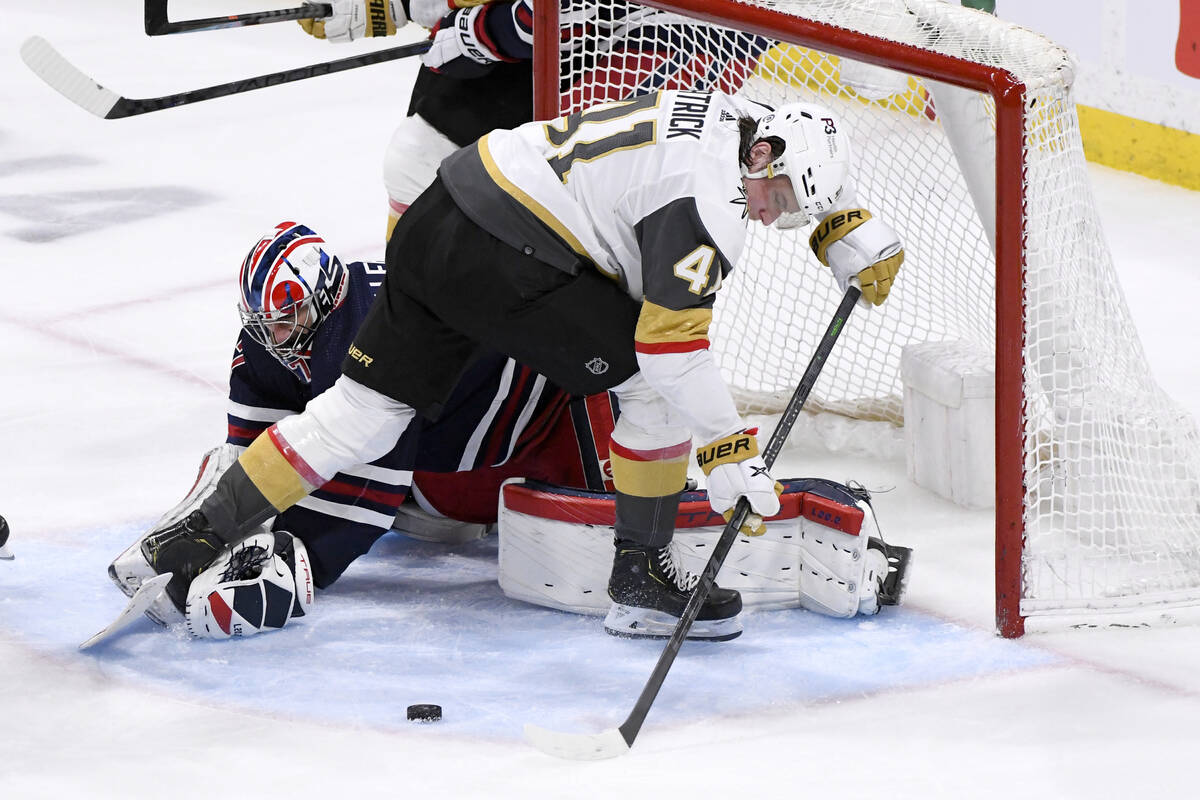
531, 0, 1200, 638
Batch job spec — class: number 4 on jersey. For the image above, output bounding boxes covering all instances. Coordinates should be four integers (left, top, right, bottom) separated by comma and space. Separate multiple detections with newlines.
673, 245, 720, 295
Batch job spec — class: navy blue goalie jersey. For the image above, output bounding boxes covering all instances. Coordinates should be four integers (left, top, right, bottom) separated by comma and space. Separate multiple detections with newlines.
224, 260, 580, 587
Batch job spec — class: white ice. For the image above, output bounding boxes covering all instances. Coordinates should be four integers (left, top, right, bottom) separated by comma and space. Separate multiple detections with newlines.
2, 3, 1199, 798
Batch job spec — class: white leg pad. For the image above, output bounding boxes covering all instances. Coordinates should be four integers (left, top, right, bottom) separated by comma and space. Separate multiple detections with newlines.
109, 444, 246, 625
498, 477, 906, 619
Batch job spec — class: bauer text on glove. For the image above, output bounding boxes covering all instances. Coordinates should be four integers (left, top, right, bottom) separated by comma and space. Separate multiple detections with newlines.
809, 208, 904, 307
423, 3, 530, 78
697, 429, 782, 536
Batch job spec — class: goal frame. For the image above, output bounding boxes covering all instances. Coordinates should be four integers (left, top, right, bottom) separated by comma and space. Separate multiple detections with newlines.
532, 0, 1030, 637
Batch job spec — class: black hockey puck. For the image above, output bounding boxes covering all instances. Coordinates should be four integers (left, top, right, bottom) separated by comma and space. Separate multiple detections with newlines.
0, 515, 8, 547
406, 704, 442, 722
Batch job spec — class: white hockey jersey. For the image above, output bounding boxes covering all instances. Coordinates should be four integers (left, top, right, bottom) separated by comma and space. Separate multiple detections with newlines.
439, 90, 771, 441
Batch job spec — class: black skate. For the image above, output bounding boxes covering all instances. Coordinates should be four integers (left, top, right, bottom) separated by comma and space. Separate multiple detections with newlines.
140, 510, 227, 614
604, 539, 743, 641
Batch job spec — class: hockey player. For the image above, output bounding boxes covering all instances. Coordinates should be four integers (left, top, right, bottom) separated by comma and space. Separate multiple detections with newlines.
300, 1, 767, 238
142, 90, 904, 642
299, 0, 536, 238
110, 221, 616, 637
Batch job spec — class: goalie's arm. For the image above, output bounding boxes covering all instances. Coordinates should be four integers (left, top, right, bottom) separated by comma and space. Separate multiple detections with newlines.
226, 333, 306, 446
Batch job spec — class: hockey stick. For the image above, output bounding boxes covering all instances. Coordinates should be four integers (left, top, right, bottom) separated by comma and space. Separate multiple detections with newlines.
525, 284, 862, 760
145, 1, 332, 35
19, 36, 430, 120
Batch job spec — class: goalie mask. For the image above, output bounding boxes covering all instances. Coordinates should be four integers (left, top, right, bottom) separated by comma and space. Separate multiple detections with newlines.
238, 222, 348, 370
741, 102, 851, 229
185, 530, 315, 639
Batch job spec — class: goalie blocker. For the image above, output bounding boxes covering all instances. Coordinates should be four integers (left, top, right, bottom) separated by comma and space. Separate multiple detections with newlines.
498, 477, 912, 618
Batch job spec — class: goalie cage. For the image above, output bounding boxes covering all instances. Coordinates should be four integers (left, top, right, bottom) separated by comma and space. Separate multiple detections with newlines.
532, 0, 1200, 637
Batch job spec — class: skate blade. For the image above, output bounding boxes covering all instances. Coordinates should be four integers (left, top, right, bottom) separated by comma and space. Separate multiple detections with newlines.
603, 604, 743, 641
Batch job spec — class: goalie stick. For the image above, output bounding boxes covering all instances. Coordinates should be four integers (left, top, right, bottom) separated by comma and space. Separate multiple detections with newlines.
524, 284, 863, 760
19, 36, 431, 120
145, 1, 332, 35
79, 572, 173, 651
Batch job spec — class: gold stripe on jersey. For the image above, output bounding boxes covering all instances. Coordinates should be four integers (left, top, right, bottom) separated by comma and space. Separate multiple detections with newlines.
477, 134, 591, 259
241, 434, 312, 512
635, 300, 712, 346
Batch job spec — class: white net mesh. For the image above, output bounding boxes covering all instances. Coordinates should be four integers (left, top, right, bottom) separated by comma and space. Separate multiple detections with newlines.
549, 0, 1200, 621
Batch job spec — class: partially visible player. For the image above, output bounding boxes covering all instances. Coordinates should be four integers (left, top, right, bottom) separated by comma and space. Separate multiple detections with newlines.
109, 221, 616, 637
299, 0, 536, 238
299, 1, 769, 238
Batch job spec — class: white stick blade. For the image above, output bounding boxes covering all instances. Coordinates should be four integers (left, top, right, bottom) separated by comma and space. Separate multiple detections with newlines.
19, 36, 120, 119
523, 723, 629, 761
79, 572, 172, 650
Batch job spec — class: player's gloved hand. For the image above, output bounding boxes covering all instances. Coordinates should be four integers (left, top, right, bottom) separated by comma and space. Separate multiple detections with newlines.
809, 209, 904, 307
697, 429, 782, 536
298, 0, 406, 43
423, 5, 508, 78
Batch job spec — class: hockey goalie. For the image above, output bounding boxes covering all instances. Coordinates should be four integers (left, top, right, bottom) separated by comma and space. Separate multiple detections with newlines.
106, 221, 618, 640
113, 454, 911, 641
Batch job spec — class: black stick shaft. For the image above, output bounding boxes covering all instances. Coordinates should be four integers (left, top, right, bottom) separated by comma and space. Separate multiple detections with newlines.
616, 285, 862, 748
107, 40, 431, 119
146, 2, 332, 35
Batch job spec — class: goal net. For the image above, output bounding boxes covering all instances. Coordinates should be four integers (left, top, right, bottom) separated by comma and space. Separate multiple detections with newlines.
533, 0, 1200, 636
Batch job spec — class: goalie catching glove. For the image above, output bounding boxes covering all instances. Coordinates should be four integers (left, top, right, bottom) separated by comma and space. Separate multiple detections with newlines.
186, 530, 314, 639
299, 0, 405, 43
696, 429, 782, 536
109, 445, 314, 637
809, 209, 904, 307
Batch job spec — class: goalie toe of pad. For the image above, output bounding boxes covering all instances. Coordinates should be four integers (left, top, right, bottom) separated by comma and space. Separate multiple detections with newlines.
107, 444, 244, 627
108, 538, 182, 626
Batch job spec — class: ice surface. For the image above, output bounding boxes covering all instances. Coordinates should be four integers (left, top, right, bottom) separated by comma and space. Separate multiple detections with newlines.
2, 3, 1200, 798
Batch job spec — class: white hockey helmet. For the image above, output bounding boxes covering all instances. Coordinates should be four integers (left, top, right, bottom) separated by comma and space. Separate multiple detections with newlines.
741, 102, 852, 228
